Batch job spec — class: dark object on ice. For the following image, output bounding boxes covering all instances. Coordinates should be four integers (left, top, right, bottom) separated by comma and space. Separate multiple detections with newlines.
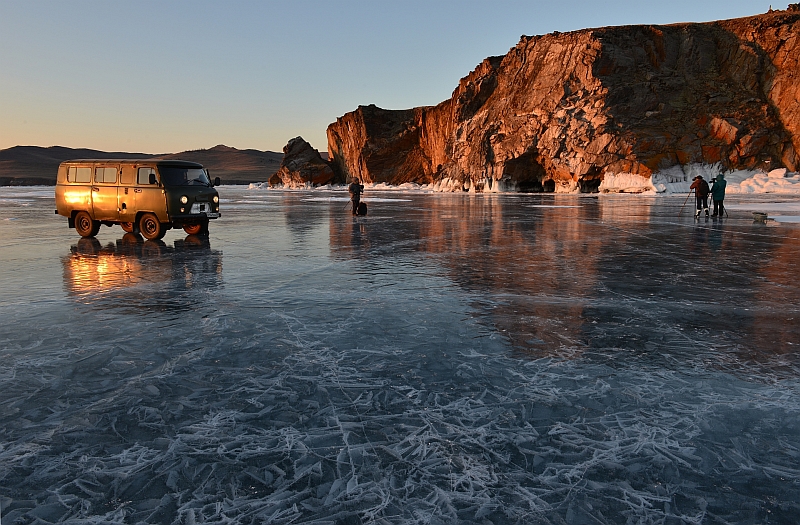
753, 212, 771, 223
349, 177, 364, 216
690, 176, 710, 217
711, 173, 728, 217
356, 202, 368, 216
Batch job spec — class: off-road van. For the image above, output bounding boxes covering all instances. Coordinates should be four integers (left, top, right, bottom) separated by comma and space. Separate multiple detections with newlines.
55, 160, 221, 240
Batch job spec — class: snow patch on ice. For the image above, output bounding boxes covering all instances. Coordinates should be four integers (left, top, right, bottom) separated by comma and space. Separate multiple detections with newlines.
600, 173, 658, 194
735, 170, 800, 194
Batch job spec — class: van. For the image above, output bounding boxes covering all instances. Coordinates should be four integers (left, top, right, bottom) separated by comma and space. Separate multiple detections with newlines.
55, 160, 221, 240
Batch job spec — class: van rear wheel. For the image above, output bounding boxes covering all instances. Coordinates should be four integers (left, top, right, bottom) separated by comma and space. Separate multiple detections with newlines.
75, 211, 100, 238
139, 213, 166, 241
120, 222, 134, 233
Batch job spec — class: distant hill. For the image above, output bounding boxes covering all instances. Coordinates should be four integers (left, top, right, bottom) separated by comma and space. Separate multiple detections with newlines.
0, 144, 286, 185
156, 145, 283, 184
0, 146, 152, 185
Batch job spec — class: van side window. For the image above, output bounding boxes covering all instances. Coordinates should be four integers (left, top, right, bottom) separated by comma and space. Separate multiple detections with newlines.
120, 167, 134, 185
137, 167, 156, 185
71, 167, 91, 183
95, 167, 117, 183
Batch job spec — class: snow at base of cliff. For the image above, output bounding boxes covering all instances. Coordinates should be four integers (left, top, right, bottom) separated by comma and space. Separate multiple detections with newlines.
250, 163, 800, 195
602, 163, 800, 195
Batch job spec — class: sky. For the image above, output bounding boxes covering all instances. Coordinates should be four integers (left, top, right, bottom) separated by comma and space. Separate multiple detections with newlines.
0, 0, 785, 154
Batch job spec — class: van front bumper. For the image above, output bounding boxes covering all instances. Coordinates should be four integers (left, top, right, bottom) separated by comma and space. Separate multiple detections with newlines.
171, 212, 220, 223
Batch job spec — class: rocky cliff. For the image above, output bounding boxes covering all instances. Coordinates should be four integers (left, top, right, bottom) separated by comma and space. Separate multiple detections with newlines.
327, 8, 800, 192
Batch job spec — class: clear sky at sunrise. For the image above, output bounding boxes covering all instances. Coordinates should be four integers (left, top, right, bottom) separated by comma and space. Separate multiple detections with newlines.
0, 0, 785, 154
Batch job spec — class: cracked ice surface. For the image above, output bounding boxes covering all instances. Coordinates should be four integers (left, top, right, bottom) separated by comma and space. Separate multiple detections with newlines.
1, 187, 800, 524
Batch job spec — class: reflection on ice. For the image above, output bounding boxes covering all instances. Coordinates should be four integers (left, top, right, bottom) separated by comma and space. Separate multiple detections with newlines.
1, 187, 799, 524
63, 235, 223, 311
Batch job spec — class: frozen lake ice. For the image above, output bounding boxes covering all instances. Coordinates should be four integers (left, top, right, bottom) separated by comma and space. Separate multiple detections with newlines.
1, 186, 799, 524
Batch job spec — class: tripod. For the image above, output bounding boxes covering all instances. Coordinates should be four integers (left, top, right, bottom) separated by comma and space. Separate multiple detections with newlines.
711, 197, 729, 218
678, 189, 693, 216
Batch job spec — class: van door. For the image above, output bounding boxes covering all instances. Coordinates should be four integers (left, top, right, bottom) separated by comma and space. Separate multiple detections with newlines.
119, 164, 137, 224
91, 165, 120, 221
135, 167, 169, 222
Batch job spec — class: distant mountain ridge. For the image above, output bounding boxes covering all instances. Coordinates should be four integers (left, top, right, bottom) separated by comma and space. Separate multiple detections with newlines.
0, 144, 285, 185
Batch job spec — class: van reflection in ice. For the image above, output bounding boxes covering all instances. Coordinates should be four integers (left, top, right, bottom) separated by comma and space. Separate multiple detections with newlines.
63, 234, 222, 311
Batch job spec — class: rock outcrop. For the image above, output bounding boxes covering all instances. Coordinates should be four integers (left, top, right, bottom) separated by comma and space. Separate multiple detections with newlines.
273, 137, 335, 187
327, 9, 800, 192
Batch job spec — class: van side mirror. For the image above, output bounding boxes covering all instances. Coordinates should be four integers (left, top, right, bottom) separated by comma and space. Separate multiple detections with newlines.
214, 177, 221, 187
149, 173, 157, 185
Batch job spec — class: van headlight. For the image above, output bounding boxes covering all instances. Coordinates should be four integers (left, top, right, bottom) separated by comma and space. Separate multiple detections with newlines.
213, 195, 219, 203
180, 195, 188, 204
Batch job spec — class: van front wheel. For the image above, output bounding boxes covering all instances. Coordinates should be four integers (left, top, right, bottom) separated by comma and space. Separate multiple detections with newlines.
183, 220, 209, 236
139, 213, 166, 241
120, 222, 134, 233
75, 211, 100, 238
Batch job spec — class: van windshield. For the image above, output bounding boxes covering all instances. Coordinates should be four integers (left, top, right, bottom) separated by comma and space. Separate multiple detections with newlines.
159, 167, 211, 186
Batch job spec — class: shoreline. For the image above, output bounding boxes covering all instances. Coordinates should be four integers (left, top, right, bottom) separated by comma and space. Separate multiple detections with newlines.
4, 183, 799, 223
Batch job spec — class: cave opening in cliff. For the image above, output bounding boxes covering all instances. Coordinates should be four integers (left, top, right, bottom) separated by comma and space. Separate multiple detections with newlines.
502, 149, 553, 192
579, 167, 602, 193
579, 178, 602, 193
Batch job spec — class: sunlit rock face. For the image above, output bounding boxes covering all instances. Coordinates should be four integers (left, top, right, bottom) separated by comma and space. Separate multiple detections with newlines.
326, 10, 800, 191
273, 136, 334, 187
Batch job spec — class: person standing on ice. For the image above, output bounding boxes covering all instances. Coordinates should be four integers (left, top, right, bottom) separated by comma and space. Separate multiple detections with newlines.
690, 175, 711, 218
710, 173, 727, 217
348, 176, 364, 216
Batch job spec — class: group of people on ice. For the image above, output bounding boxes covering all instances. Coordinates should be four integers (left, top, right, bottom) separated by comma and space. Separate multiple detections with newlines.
689, 173, 727, 218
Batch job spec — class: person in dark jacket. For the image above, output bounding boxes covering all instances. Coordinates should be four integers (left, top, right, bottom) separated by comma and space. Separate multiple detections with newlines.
710, 173, 727, 217
689, 175, 711, 218
348, 177, 364, 216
